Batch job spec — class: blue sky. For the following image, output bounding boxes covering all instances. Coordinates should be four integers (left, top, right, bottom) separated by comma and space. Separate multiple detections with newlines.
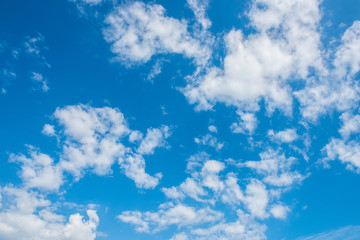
1, 0, 360, 239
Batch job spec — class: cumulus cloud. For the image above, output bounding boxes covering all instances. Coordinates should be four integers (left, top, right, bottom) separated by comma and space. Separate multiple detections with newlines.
268, 128, 299, 143
118, 203, 223, 233
9, 105, 169, 190
103, 1, 211, 65
137, 125, 171, 155
184, 0, 323, 113
0, 187, 99, 240
242, 148, 304, 187
10, 149, 63, 191
323, 138, 360, 173
230, 111, 258, 135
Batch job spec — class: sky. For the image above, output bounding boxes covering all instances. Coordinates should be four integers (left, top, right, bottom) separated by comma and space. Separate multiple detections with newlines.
0, 0, 360, 239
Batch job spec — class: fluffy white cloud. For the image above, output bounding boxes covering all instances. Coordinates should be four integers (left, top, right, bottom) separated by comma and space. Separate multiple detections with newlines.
52, 105, 165, 188
243, 148, 304, 187
10, 105, 169, 191
244, 180, 269, 219
10, 149, 63, 191
295, 21, 360, 121
268, 128, 299, 143
339, 112, 360, 139
323, 138, 360, 173
54, 105, 130, 177
118, 203, 223, 233
42, 124, 56, 136
0, 187, 99, 240
184, 0, 323, 113
137, 125, 170, 155
120, 154, 162, 189
334, 21, 360, 78
189, 210, 267, 240
230, 111, 258, 135
269, 204, 290, 219
103, 1, 210, 65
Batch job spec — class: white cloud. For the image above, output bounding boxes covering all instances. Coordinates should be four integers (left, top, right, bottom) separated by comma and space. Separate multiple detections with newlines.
184, 0, 323, 113
339, 112, 360, 139
162, 186, 185, 200
55, 105, 130, 177
10, 149, 63, 191
118, 203, 223, 233
146, 59, 163, 82
120, 154, 162, 189
244, 180, 269, 219
187, 0, 211, 29
190, 210, 267, 240
31, 72, 49, 92
0, 187, 99, 240
269, 204, 290, 219
10, 105, 169, 190
24, 34, 44, 56
180, 177, 208, 202
70, 0, 104, 6
194, 134, 224, 151
295, 20, 360, 122
333, 21, 360, 78
208, 125, 217, 133
103, 1, 210, 65
0, 68, 16, 82
296, 225, 360, 240
170, 232, 189, 240
137, 125, 170, 155
42, 124, 56, 136
230, 111, 258, 135
221, 173, 244, 205
268, 128, 299, 143
243, 148, 304, 187
323, 138, 360, 173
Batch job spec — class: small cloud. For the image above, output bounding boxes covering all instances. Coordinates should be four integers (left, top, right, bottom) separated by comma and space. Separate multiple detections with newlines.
42, 124, 56, 136
146, 60, 163, 83
208, 125, 217, 133
31, 72, 49, 92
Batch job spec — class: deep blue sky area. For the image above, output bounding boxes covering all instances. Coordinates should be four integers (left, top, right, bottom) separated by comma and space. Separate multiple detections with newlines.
1, 0, 360, 239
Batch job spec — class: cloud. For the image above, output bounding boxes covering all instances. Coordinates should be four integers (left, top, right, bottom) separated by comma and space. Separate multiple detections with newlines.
10, 105, 169, 190
297, 225, 360, 240
323, 138, 360, 173
118, 203, 223, 233
137, 125, 171, 155
189, 210, 267, 240
10, 148, 63, 191
194, 134, 224, 151
187, 0, 211, 29
230, 111, 258, 135
31, 72, 49, 92
103, 1, 211, 65
268, 128, 299, 143
339, 112, 360, 139
183, 0, 323, 113
0, 187, 99, 240
146, 59, 163, 82
242, 148, 304, 187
